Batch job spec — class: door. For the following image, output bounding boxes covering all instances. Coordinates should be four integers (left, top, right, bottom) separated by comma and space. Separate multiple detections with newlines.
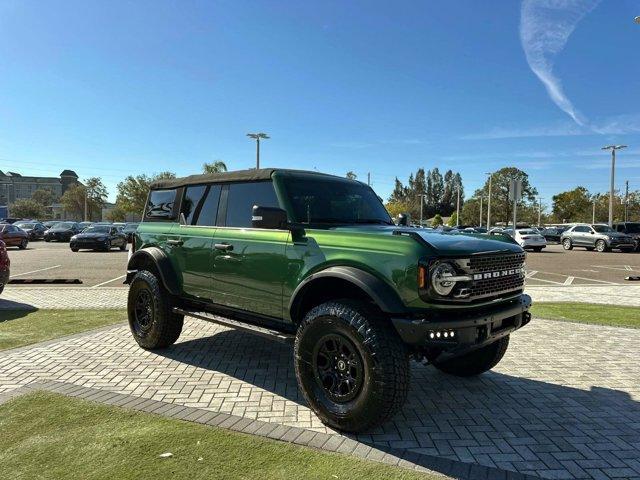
169, 184, 222, 301
212, 181, 289, 319
572, 226, 589, 246
1, 225, 18, 246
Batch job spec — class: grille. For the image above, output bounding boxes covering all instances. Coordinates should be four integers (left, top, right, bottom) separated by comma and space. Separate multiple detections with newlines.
468, 274, 524, 299
468, 252, 526, 273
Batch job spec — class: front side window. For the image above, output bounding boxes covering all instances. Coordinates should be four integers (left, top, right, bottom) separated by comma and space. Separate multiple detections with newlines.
146, 189, 176, 219
280, 177, 392, 226
225, 182, 280, 228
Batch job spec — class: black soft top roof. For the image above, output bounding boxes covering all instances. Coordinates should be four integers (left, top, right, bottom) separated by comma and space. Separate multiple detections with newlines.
150, 168, 349, 190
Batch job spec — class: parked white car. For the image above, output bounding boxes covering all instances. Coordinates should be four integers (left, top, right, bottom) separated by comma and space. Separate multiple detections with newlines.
515, 228, 546, 252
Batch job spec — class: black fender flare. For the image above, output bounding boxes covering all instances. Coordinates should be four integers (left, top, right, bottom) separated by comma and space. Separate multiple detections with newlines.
126, 247, 181, 296
289, 266, 407, 320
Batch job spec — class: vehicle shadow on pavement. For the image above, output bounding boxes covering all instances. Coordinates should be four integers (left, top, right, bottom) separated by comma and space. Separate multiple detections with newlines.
0, 300, 37, 315
159, 330, 640, 479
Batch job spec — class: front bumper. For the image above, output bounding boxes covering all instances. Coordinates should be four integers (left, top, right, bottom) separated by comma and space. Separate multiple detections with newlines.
391, 294, 532, 352
70, 240, 109, 250
46, 233, 72, 242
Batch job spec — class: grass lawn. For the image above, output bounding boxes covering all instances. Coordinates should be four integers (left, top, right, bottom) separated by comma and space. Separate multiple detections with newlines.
0, 392, 439, 480
531, 302, 640, 329
0, 309, 126, 351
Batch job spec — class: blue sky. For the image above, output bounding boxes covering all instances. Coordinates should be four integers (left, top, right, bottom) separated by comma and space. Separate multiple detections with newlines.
1, 0, 639, 207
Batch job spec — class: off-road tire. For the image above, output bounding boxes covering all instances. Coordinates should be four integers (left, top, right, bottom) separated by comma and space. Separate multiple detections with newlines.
127, 270, 183, 349
595, 240, 608, 253
562, 239, 573, 250
433, 336, 509, 377
294, 299, 409, 433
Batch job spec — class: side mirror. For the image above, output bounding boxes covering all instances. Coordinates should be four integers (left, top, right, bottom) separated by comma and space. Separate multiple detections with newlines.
397, 213, 409, 226
252, 205, 288, 229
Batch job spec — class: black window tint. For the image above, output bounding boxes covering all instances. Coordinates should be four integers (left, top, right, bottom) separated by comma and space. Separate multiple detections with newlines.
182, 185, 207, 225
146, 189, 176, 219
225, 182, 280, 227
196, 185, 221, 226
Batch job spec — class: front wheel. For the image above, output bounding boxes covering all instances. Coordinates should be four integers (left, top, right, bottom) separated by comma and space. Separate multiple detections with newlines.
433, 336, 509, 377
71, 248, 79, 252
562, 239, 573, 250
595, 240, 609, 253
18, 239, 28, 250
532, 247, 543, 252
294, 300, 409, 433
127, 270, 183, 349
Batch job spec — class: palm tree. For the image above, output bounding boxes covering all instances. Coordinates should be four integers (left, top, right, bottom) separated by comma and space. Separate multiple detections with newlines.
203, 161, 228, 174
346, 171, 357, 180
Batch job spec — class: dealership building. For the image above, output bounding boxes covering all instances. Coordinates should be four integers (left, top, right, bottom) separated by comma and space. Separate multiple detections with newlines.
0, 169, 79, 205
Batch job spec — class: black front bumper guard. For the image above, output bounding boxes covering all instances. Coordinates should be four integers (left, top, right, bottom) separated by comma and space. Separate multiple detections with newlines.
391, 294, 532, 356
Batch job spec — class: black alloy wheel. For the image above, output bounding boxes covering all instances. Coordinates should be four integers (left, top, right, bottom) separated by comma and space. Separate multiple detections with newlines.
313, 333, 364, 403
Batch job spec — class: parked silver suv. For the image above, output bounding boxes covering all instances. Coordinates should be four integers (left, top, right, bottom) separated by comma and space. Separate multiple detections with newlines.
560, 224, 635, 252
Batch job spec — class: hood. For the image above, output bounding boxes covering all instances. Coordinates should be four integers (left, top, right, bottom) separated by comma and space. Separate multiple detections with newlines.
76, 232, 109, 238
330, 225, 523, 255
605, 231, 632, 238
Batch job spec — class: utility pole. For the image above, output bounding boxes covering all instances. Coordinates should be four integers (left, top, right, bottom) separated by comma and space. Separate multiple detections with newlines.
537, 197, 543, 226
247, 132, 270, 169
485, 172, 492, 230
417, 194, 426, 226
592, 200, 596, 223
602, 145, 627, 226
456, 187, 460, 227
367, 172, 371, 186
479, 196, 483, 228
625, 180, 629, 222
84, 191, 88, 222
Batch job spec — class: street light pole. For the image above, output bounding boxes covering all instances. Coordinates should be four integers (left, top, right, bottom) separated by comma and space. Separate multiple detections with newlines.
485, 172, 492, 230
537, 197, 543, 226
247, 132, 270, 169
456, 187, 460, 227
417, 194, 426, 226
479, 196, 483, 228
602, 145, 627, 227
625, 180, 629, 222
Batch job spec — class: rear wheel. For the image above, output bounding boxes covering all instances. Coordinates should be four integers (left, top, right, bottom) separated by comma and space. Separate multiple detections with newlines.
532, 247, 543, 252
595, 240, 608, 252
119, 242, 127, 251
18, 239, 28, 250
433, 336, 509, 377
294, 299, 409, 433
103, 239, 112, 252
127, 270, 183, 349
71, 248, 79, 252
562, 239, 573, 250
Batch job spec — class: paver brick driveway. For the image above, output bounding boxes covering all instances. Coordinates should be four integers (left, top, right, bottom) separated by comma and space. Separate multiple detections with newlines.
1, 316, 639, 479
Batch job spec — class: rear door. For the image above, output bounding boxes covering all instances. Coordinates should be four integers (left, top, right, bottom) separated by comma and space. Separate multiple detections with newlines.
169, 184, 221, 301
572, 226, 588, 245
211, 181, 289, 319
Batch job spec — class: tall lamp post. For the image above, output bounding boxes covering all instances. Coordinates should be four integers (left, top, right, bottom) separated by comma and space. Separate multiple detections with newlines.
485, 172, 492, 230
247, 132, 270, 169
601, 145, 627, 226
416, 194, 427, 226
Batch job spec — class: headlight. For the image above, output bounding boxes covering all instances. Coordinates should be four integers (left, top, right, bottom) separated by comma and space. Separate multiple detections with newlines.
431, 262, 457, 296
71, 235, 77, 241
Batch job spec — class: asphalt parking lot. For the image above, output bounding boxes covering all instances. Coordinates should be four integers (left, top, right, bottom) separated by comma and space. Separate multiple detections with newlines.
6, 238, 640, 290
6, 240, 129, 288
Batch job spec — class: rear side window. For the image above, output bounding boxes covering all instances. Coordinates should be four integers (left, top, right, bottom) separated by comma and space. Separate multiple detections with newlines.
224, 182, 280, 227
182, 185, 207, 225
180, 184, 221, 226
146, 189, 177, 220
197, 185, 221, 226
574, 226, 589, 233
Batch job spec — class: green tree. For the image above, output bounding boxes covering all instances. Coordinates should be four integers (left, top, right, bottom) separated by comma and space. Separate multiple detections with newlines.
105, 204, 127, 222
115, 171, 176, 216
460, 198, 481, 226
431, 213, 443, 227
9, 199, 44, 219
346, 171, 357, 180
447, 212, 458, 227
31, 188, 56, 206
60, 184, 86, 219
551, 187, 592, 223
385, 200, 410, 219
474, 167, 537, 226
203, 161, 228, 174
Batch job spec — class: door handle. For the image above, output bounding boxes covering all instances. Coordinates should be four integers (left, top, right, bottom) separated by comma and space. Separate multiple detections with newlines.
214, 243, 233, 251
167, 239, 184, 246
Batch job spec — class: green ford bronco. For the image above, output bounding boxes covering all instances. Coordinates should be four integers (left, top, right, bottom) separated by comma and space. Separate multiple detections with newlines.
126, 168, 531, 432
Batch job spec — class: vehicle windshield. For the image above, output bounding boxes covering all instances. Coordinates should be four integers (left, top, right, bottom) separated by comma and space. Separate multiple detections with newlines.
15, 223, 35, 228
593, 225, 615, 233
624, 223, 640, 233
55, 222, 75, 229
280, 177, 393, 226
83, 226, 111, 234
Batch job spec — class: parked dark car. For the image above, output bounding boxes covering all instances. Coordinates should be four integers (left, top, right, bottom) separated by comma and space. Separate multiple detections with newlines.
0, 240, 9, 294
42, 220, 60, 229
78, 221, 94, 231
613, 222, 640, 251
70, 224, 128, 252
121, 222, 139, 242
541, 226, 568, 243
14, 221, 47, 240
0, 224, 29, 249
44, 222, 81, 242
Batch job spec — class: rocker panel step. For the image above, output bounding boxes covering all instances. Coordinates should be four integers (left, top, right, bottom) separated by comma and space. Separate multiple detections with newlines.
173, 307, 295, 344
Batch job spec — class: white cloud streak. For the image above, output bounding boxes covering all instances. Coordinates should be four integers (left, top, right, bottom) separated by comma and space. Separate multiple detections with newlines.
520, 0, 601, 126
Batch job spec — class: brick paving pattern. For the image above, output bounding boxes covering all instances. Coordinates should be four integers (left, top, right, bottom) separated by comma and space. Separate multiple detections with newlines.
1, 315, 638, 479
